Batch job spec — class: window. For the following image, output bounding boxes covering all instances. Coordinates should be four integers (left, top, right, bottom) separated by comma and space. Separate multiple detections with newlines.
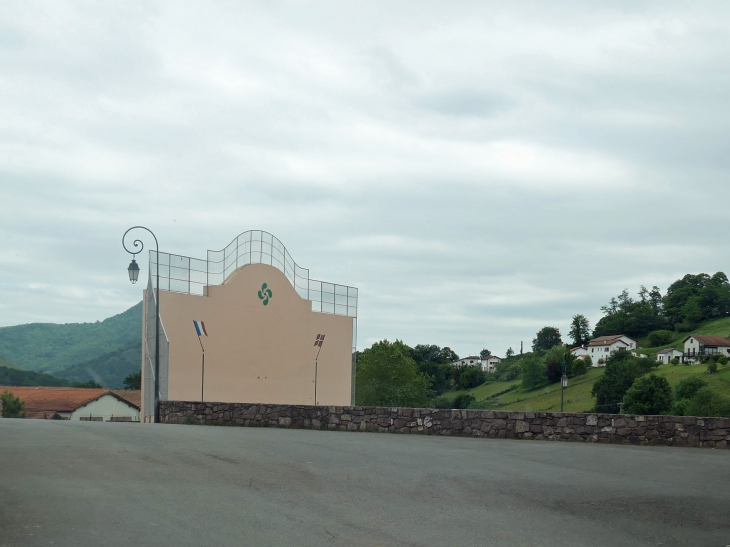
605, 348, 609, 352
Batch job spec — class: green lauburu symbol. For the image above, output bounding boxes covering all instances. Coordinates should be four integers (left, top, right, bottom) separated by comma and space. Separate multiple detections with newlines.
258, 283, 273, 306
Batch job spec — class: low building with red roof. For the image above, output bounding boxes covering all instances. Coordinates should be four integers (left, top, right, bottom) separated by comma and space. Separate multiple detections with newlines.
657, 347, 683, 365
0, 387, 141, 421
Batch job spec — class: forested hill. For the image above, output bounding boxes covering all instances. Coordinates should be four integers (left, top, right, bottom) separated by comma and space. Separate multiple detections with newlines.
0, 302, 142, 375
56, 339, 141, 388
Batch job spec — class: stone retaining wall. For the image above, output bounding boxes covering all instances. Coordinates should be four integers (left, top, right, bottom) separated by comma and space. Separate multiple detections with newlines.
159, 401, 730, 448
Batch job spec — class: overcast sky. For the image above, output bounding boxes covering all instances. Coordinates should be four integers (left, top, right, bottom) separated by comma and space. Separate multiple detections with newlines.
1, 2, 729, 357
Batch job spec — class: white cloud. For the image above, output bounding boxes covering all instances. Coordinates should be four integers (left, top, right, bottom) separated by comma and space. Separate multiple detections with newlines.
1, 1, 730, 357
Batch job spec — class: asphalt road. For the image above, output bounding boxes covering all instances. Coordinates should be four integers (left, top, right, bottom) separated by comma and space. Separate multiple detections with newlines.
1, 420, 729, 547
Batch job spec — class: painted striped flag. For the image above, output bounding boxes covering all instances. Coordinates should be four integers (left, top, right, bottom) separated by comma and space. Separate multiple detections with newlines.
314, 334, 325, 347
193, 320, 208, 337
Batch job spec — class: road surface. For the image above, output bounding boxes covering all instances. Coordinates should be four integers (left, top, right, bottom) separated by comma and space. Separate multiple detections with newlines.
1, 419, 729, 546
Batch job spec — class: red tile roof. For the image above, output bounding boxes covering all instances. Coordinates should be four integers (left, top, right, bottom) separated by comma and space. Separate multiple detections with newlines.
112, 390, 141, 409
0, 386, 139, 417
587, 335, 633, 347
683, 335, 730, 347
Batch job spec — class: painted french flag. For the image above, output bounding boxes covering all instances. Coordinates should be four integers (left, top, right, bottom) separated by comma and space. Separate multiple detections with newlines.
193, 320, 208, 337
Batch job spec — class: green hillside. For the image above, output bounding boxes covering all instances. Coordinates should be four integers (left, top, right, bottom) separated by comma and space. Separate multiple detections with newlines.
447, 361, 730, 413
0, 365, 69, 387
0, 302, 142, 375
0, 356, 22, 370
56, 339, 141, 388
636, 316, 730, 356
444, 316, 730, 413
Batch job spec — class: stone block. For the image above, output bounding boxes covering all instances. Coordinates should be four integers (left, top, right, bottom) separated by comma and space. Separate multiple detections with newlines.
586, 415, 598, 426
278, 417, 291, 427
515, 420, 529, 433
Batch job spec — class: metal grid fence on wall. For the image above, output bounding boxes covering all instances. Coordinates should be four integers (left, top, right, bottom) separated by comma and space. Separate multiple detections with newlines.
148, 230, 358, 349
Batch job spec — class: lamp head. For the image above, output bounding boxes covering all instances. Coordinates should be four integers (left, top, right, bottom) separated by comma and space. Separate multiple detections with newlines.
127, 258, 140, 284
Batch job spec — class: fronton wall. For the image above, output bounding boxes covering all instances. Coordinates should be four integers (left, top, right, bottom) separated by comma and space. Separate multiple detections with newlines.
159, 402, 730, 449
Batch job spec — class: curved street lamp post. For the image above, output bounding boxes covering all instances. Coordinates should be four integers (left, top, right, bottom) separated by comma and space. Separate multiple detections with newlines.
123, 227, 160, 423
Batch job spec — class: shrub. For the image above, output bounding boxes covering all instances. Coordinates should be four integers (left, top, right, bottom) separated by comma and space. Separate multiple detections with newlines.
433, 393, 476, 409
622, 374, 673, 415
707, 362, 718, 374
356, 340, 432, 408
591, 352, 649, 413
720, 356, 729, 366
671, 398, 690, 416
502, 361, 523, 381
521, 355, 547, 390
674, 376, 708, 400
685, 387, 730, 417
546, 359, 563, 383
0, 390, 26, 418
671, 357, 680, 366
570, 357, 588, 377
648, 330, 674, 347
454, 393, 476, 409
459, 366, 486, 390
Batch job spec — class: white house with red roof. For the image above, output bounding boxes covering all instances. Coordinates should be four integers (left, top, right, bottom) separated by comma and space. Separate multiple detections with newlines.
683, 335, 730, 364
0, 387, 141, 421
656, 348, 683, 365
451, 355, 502, 372
570, 346, 589, 359
584, 335, 638, 365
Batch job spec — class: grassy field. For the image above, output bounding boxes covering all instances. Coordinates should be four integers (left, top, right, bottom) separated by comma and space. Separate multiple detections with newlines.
448, 361, 730, 413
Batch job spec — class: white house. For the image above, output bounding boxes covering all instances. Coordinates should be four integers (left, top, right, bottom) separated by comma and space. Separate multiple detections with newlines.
451, 355, 502, 372
656, 348, 683, 365
570, 346, 589, 359
1, 387, 141, 421
481, 355, 502, 372
683, 335, 730, 364
452, 356, 482, 367
585, 335, 639, 366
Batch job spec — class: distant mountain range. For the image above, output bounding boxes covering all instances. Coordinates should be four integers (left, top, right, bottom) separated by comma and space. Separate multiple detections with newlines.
0, 302, 142, 388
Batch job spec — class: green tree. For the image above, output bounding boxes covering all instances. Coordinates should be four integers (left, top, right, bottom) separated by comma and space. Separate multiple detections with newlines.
408, 344, 459, 396
546, 360, 562, 384
571, 357, 588, 377
532, 327, 562, 352
521, 355, 546, 390
0, 390, 26, 418
647, 330, 673, 347
622, 374, 673, 415
591, 351, 648, 413
505, 347, 514, 358
544, 344, 578, 378
674, 376, 708, 401
123, 372, 141, 390
459, 366, 486, 390
479, 348, 491, 358
707, 361, 718, 374
356, 340, 432, 408
685, 387, 730, 418
569, 314, 591, 347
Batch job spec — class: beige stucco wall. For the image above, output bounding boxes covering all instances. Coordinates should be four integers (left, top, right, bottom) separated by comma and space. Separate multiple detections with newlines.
142, 263, 353, 418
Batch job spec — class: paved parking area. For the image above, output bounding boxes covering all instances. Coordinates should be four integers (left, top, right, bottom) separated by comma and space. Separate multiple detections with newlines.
1, 419, 729, 546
